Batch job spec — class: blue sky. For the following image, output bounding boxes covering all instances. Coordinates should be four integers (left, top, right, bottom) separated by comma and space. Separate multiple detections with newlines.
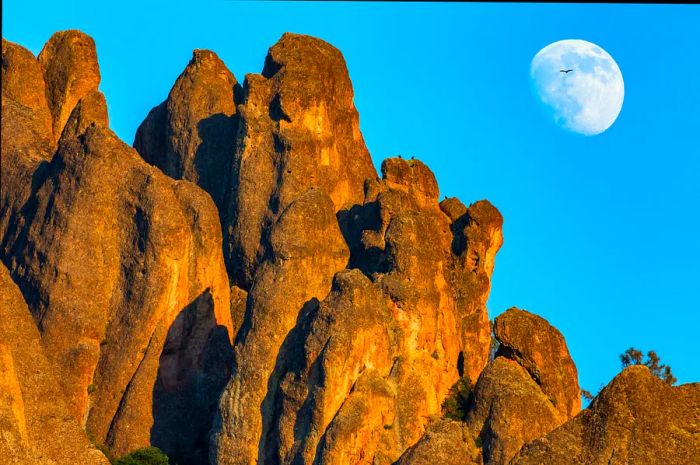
4, 2, 699, 394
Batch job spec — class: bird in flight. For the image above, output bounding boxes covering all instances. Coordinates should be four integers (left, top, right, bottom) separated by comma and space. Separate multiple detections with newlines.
560, 68, 574, 74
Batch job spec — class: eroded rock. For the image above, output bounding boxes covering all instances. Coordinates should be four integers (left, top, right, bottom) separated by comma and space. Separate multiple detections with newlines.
133, 49, 238, 210
222, 32, 377, 288
1, 39, 54, 250
211, 156, 504, 465
511, 366, 700, 465
396, 419, 482, 465
37, 30, 101, 141
0, 263, 109, 465
210, 188, 350, 465
465, 358, 560, 465
2, 121, 234, 464
402, 307, 581, 465
1, 31, 235, 465
494, 307, 581, 421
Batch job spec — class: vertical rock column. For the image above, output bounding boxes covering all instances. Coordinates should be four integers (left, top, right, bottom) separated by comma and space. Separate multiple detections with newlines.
1, 31, 235, 465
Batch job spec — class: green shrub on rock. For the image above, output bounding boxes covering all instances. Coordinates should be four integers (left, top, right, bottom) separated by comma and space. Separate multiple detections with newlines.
112, 447, 170, 465
441, 376, 473, 421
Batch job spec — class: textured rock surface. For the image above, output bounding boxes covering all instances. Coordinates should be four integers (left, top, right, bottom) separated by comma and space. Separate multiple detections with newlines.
396, 419, 482, 465
0, 263, 109, 465
210, 188, 351, 464
211, 157, 503, 465
14, 125, 232, 464
402, 307, 580, 465
511, 366, 700, 465
1, 31, 234, 465
222, 32, 377, 288
133, 49, 238, 210
264, 269, 398, 465
60, 89, 109, 140
465, 358, 560, 465
494, 307, 581, 421
37, 30, 101, 141
1, 39, 54, 251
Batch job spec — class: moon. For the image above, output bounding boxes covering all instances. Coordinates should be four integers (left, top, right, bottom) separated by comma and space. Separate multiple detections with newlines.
530, 39, 624, 136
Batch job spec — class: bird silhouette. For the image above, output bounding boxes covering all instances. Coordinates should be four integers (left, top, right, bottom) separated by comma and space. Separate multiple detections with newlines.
560, 68, 574, 74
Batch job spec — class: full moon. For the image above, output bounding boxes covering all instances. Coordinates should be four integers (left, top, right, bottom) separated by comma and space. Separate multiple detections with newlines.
530, 39, 624, 136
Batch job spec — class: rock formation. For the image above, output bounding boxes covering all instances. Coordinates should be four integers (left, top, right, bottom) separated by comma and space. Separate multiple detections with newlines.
1, 39, 54, 251
397, 307, 580, 465
464, 358, 560, 465
511, 365, 700, 465
211, 155, 503, 465
1, 31, 234, 465
395, 419, 483, 465
493, 307, 581, 421
210, 188, 351, 464
221, 33, 377, 290
0, 263, 109, 465
37, 30, 102, 143
1, 28, 697, 465
133, 49, 238, 211
134, 33, 377, 292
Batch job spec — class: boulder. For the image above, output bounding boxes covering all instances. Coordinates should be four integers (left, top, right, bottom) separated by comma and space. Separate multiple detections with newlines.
464, 358, 560, 465
37, 30, 101, 140
511, 366, 700, 465
494, 307, 581, 421
395, 419, 482, 465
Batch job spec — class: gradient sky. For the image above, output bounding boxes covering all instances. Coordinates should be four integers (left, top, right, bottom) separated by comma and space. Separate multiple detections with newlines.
4, 1, 699, 395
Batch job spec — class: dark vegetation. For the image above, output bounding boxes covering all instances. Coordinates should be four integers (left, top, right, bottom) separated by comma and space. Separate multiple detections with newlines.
581, 347, 676, 407
620, 347, 676, 385
88, 435, 171, 465
580, 389, 594, 403
441, 376, 473, 421
112, 447, 171, 465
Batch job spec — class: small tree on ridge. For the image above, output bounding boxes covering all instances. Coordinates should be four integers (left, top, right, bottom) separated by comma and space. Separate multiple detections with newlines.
620, 347, 676, 385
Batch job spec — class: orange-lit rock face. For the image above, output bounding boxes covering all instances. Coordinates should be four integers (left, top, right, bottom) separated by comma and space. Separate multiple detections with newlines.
223, 32, 377, 289
396, 419, 483, 465
4, 29, 513, 465
210, 188, 351, 465
465, 358, 560, 465
511, 366, 700, 465
38, 30, 101, 141
212, 156, 503, 465
2, 31, 235, 465
494, 307, 581, 422
1, 39, 55, 252
134, 49, 238, 210
4, 122, 235, 464
0, 264, 110, 465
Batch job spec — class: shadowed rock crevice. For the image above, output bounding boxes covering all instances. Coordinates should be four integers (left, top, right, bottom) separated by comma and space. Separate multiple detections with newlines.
258, 297, 320, 465
193, 113, 239, 209
150, 289, 234, 465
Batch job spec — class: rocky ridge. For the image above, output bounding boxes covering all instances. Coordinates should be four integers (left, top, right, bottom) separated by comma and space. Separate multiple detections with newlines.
1, 29, 698, 465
